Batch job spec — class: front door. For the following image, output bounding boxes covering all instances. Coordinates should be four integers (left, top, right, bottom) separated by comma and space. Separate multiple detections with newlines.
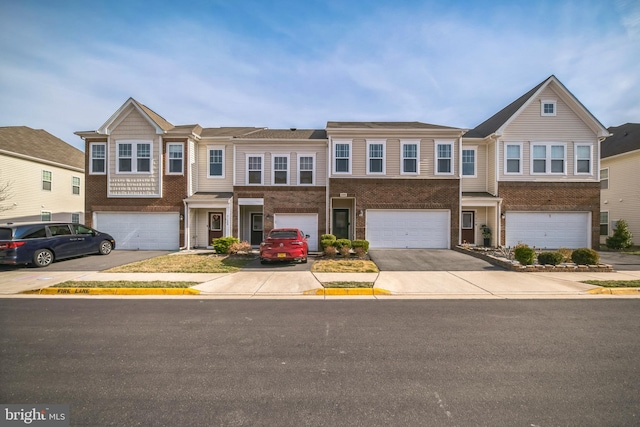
251, 213, 263, 246
209, 212, 224, 244
333, 209, 350, 240
461, 211, 475, 244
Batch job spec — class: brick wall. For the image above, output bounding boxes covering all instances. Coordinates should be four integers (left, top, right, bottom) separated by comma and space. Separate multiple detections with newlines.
329, 178, 460, 246
498, 181, 600, 249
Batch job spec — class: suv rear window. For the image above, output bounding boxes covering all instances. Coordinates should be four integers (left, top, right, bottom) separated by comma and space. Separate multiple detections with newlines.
0, 228, 12, 240
269, 231, 298, 239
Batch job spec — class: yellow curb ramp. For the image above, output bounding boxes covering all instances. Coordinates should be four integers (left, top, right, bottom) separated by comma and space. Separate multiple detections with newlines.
587, 287, 640, 295
303, 288, 391, 296
23, 288, 201, 295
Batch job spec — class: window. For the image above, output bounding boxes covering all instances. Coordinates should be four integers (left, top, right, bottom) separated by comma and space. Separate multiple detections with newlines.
72, 213, 80, 224
273, 155, 289, 185
298, 154, 315, 185
167, 143, 183, 174
435, 141, 453, 174
42, 170, 52, 191
505, 143, 522, 174
532, 143, 565, 174
575, 144, 592, 174
208, 148, 224, 178
136, 143, 151, 172
118, 143, 132, 172
334, 141, 351, 173
72, 177, 80, 195
600, 212, 609, 236
401, 141, 419, 174
90, 143, 106, 174
117, 141, 152, 173
541, 100, 557, 116
367, 140, 385, 174
462, 148, 476, 177
600, 168, 609, 189
247, 155, 263, 184
41, 211, 51, 221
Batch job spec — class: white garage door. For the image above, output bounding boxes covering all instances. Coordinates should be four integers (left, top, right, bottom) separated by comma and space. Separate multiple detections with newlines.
366, 210, 450, 249
273, 213, 319, 251
94, 212, 180, 250
505, 212, 590, 249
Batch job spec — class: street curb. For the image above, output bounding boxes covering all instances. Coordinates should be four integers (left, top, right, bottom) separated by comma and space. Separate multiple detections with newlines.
587, 287, 640, 295
303, 288, 392, 296
22, 288, 201, 295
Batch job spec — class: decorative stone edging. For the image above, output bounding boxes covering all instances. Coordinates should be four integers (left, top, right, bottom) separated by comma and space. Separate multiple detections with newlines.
454, 246, 614, 272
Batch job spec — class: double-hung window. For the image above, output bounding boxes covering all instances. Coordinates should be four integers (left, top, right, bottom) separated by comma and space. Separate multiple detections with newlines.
273, 155, 289, 185
532, 143, 565, 174
334, 141, 351, 174
600, 168, 609, 190
505, 143, 522, 174
42, 170, 52, 191
462, 148, 476, 177
90, 143, 106, 174
298, 154, 315, 185
366, 140, 385, 174
167, 143, 184, 174
117, 141, 152, 173
435, 141, 454, 175
247, 155, 263, 184
401, 141, 419, 174
575, 144, 592, 174
208, 148, 224, 178
600, 211, 609, 236
72, 177, 80, 195
136, 144, 151, 172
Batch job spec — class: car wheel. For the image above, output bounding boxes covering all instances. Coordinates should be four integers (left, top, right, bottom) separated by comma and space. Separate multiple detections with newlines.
33, 249, 53, 267
301, 257, 308, 264
99, 240, 113, 255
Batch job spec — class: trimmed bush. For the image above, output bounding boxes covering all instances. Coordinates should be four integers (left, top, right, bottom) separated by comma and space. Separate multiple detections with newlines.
571, 248, 600, 265
320, 234, 336, 242
354, 246, 367, 259
351, 239, 370, 253
334, 239, 352, 250
321, 239, 336, 249
229, 241, 252, 254
514, 244, 536, 265
537, 251, 564, 266
557, 247, 573, 263
606, 219, 633, 249
324, 246, 337, 258
212, 237, 240, 254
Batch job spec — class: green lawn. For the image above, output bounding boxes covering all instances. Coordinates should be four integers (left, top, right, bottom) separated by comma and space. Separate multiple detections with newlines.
582, 280, 640, 288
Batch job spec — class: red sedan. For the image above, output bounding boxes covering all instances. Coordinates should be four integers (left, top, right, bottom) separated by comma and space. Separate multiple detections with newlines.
259, 228, 309, 264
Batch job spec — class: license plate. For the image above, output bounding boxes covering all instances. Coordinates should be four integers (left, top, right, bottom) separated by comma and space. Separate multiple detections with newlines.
277, 253, 287, 258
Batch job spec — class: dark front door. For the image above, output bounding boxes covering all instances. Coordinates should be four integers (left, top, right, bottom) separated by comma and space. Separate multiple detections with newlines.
333, 209, 350, 240
461, 211, 475, 244
251, 213, 263, 246
209, 212, 224, 244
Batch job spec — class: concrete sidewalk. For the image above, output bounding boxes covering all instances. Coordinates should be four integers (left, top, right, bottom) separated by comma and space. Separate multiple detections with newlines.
2, 268, 640, 298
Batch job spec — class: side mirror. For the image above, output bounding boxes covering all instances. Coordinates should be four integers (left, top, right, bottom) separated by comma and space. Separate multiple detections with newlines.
305, 234, 310, 239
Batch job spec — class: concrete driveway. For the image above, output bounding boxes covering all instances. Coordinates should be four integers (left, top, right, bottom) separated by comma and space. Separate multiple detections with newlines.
369, 249, 502, 271
598, 252, 640, 271
0, 250, 170, 272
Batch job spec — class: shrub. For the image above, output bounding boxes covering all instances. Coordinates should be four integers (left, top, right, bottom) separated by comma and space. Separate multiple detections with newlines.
351, 239, 370, 253
321, 239, 336, 249
334, 239, 352, 250
537, 251, 564, 266
324, 246, 337, 258
514, 244, 536, 265
354, 246, 367, 259
229, 241, 252, 254
320, 234, 336, 242
212, 237, 240, 254
571, 248, 600, 265
606, 219, 633, 249
339, 246, 351, 257
557, 247, 573, 263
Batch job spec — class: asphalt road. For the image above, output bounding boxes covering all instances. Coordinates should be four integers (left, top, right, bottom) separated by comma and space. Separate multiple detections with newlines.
1, 300, 638, 426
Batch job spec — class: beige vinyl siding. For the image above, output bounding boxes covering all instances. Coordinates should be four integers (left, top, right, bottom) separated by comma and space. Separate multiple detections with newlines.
197, 142, 233, 191
461, 143, 488, 192
600, 151, 640, 242
188, 139, 196, 196
488, 141, 497, 194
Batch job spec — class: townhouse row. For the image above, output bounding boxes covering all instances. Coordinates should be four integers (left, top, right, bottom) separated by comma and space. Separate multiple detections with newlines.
75, 75, 609, 251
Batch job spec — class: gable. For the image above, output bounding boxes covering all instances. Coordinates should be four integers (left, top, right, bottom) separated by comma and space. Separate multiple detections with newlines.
111, 107, 159, 139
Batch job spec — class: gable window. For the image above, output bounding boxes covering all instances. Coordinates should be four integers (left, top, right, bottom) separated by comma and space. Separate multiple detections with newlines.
462, 148, 476, 177
600, 211, 609, 236
208, 148, 224, 178
72, 177, 80, 195
42, 170, 52, 191
367, 140, 385, 174
532, 143, 565, 174
117, 141, 152, 173
247, 155, 263, 184
575, 144, 592, 174
600, 168, 609, 189
401, 141, 419, 174
90, 143, 106, 174
436, 141, 453, 174
505, 143, 522, 174
541, 100, 557, 116
273, 155, 289, 185
298, 154, 315, 185
167, 143, 183, 174
334, 141, 351, 174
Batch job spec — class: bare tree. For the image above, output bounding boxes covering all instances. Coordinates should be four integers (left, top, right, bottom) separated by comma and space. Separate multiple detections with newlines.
0, 178, 15, 212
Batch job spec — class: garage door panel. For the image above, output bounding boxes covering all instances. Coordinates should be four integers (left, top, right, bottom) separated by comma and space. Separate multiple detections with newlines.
273, 214, 318, 251
366, 210, 449, 249
95, 213, 180, 250
506, 212, 589, 249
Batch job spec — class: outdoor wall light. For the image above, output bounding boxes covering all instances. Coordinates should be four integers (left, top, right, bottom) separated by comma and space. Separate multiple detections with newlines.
358, 210, 364, 217
501, 213, 506, 219
266, 214, 271, 219
179, 215, 184, 221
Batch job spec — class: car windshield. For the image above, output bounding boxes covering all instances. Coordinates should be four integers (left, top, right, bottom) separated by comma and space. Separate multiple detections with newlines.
0, 228, 12, 240
269, 231, 298, 239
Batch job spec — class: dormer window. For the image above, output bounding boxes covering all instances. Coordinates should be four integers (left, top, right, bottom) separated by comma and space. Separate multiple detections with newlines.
541, 100, 556, 116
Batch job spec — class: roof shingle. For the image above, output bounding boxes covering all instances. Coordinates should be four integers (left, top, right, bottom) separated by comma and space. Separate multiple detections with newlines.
0, 126, 84, 170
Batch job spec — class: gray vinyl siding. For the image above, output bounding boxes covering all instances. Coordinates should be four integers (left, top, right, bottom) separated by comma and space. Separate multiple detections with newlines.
197, 141, 233, 192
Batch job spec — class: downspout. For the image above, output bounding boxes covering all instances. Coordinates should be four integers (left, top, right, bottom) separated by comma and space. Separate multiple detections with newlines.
182, 200, 189, 250
326, 136, 331, 236
458, 134, 463, 247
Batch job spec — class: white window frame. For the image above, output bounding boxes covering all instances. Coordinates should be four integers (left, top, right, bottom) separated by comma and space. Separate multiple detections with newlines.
71, 213, 80, 224
297, 154, 315, 185
600, 168, 609, 190
42, 170, 52, 191
366, 140, 386, 175
531, 142, 566, 175
166, 142, 184, 175
600, 211, 609, 236
435, 140, 454, 175
207, 146, 225, 179
462, 147, 477, 178
41, 211, 51, 222
504, 143, 523, 175
400, 140, 420, 175
272, 154, 290, 185
116, 140, 153, 174
72, 176, 81, 195
246, 154, 264, 185
574, 143, 593, 175
541, 99, 557, 116
333, 140, 352, 175
89, 142, 106, 175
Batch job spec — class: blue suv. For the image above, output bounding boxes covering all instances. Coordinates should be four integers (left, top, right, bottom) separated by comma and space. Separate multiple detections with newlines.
0, 222, 116, 267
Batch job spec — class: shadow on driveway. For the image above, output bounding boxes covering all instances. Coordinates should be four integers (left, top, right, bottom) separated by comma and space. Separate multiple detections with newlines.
0, 250, 170, 272
369, 249, 504, 271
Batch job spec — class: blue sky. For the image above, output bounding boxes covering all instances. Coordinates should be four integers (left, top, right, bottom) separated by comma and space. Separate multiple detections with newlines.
1, 0, 639, 151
